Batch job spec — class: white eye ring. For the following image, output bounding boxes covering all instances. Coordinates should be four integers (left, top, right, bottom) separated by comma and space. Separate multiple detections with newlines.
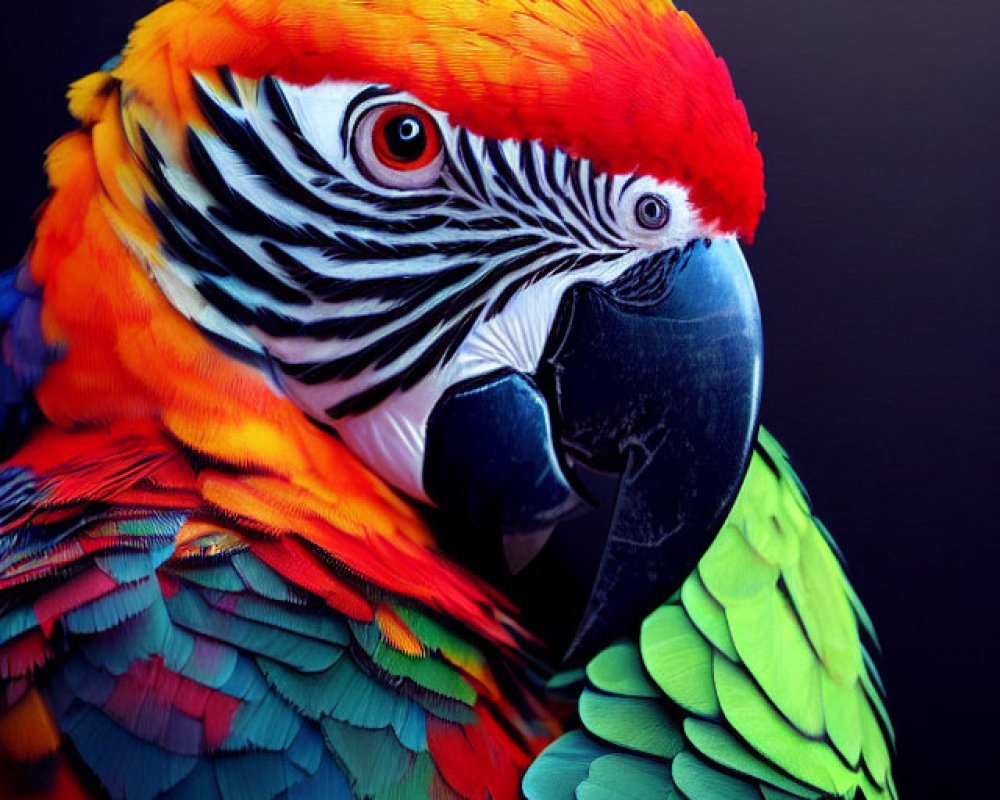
617, 179, 699, 247
352, 102, 445, 190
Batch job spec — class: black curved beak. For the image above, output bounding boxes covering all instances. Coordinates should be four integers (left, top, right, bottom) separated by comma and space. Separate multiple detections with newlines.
536, 238, 762, 660
423, 238, 761, 663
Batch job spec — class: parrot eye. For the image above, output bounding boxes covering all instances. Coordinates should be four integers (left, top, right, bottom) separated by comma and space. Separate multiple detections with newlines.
353, 103, 445, 189
634, 193, 671, 230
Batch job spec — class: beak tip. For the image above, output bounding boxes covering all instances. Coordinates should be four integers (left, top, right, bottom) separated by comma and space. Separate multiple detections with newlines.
502, 526, 556, 575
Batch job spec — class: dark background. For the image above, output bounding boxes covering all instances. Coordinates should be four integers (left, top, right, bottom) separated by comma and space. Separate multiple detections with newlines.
1, 1, 997, 796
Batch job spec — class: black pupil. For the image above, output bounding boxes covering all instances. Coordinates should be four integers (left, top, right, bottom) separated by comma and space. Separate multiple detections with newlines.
636, 194, 669, 229
384, 114, 427, 162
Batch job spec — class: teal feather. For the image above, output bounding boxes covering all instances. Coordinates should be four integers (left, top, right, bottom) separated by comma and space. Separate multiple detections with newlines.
522, 731, 611, 800
218, 654, 270, 703
393, 700, 427, 752
671, 751, 763, 800
166, 588, 341, 672
578, 688, 683, 759
410, 686, 477, 725
64, 576, 159, 634
213, 751, 308, 800
0, 604, 35, 645
258, 655, 350, 720
761, 787, 813, 800
321, 717, 416, 798
222, 594, 349, 645
261, 652, 429, 753
322, 656, 414, 732
347, 618, 380, 654
546, 667, 586, 694
379, 753, 440, 800
151, 539, 177, 568
177, 632, 239, 689
96, 550, 157, 583
231, 552, 304, 603
174, 562, 246, 592
577, 754, 677, 800
80, 598, 176, 675
156, 619, 197, 675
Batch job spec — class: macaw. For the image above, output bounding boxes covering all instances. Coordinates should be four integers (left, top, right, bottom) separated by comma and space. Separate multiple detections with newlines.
0, 1, 896, 799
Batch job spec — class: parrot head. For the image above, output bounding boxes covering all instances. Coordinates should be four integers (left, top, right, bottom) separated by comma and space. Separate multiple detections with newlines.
66, 0, 765, 660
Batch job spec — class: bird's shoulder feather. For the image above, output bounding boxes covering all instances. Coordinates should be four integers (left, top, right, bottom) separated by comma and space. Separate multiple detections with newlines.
524, 428, 896, 800
0, 424, 550, 799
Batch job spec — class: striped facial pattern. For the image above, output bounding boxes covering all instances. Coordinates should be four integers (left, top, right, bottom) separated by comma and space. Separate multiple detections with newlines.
134, 70, 717, 499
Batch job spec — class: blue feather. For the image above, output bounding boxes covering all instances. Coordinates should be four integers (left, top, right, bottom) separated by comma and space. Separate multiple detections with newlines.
60, 657, 116, 707
127, 699, 204, 757
283, 754, 352, 800
162, 761, 223, 800
394, 701, 428, 753
0, 261, 58, 453
60, 702, 198, 800
166, 588, 341, 672
213, 751, 307, 800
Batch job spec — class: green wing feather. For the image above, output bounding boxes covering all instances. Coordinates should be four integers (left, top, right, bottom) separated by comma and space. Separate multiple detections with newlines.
524, 428, 896, 800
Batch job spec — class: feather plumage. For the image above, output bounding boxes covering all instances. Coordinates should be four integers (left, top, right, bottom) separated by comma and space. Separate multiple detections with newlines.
0, 0, 891, 797
0, 423, 546, 798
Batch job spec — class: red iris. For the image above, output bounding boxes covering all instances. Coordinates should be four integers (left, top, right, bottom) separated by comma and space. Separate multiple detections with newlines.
369, 104, 441, 171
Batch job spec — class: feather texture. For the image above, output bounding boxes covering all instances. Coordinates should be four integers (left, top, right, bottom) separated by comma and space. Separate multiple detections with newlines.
0, 424, 546, 799
524, 429, 897, 800
0, 0, 888, 796
0, 262, 53, 457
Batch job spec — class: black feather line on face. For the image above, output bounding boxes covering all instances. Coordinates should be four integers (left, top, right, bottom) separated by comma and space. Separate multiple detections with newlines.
140, 130, 311, 306
140, 75, 645, 418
